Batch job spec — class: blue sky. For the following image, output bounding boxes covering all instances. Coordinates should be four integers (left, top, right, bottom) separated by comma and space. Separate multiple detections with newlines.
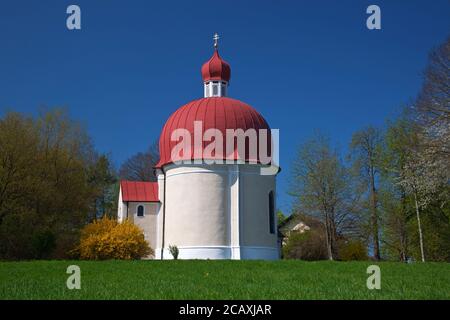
0, 0, 449, 213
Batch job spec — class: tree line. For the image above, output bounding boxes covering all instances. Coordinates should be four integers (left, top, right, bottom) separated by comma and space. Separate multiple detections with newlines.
0, 108, 158, 259
288, 37, 449, 262
0, 38, 447, 261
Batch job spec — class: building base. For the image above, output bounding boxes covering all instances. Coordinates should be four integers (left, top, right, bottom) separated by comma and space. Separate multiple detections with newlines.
154, 246, 279, 260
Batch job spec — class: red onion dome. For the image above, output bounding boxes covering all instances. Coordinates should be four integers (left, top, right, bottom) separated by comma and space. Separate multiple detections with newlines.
201, 50, 231, 82
156, 97, 271, 168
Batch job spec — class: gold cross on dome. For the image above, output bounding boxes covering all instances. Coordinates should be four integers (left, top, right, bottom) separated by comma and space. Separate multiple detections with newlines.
213, 33, 220, 49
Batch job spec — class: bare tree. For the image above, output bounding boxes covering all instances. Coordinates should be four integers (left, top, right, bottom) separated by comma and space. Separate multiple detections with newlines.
119, 142, 159, 182
349, 126, 383, 261
415, 37, 450, 209
290, 133, 358, 260
416, 37, 450, 159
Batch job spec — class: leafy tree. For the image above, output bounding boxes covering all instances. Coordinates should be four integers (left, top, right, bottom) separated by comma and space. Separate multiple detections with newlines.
380, 111, 449, 262
349, 126, 383, 260
0, 112, 38, 226
405, 36, 450, 262
379, 114, 415, 262
31, 230, 56, 259
87, 154, 117, 220
414, 200, 450, 262
397, 138, 447, 262
277, 210, 286, 227
0, 109, 116, 259
290, 133, 359, 260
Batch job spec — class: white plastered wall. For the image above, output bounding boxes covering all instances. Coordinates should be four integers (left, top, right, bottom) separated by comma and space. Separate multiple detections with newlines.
117, 185, 161, 257
117, 185, 127, 223
155, 163, 279, 260
127, 202, 160, 255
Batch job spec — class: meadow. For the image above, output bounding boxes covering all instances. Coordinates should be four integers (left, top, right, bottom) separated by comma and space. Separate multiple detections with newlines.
0, 260, 448, 300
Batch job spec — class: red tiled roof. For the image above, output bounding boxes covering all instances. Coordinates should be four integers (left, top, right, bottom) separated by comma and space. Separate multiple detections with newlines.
120, 181, 159, 202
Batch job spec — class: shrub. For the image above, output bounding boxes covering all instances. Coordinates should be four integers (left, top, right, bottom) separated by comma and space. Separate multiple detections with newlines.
78, 217, 152, 260
169, 245, 179, 260
282, 230, 328, 261
338, 240, 368, 261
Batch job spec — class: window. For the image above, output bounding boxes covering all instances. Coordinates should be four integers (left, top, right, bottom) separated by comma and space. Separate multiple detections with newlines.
137, 205, 144, 217
269, 191, 275, 234
212, 84, 218, 96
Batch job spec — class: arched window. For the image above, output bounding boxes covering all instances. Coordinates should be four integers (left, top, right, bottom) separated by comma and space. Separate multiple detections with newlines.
137, 205, 144, 217
269, 191, 275, 234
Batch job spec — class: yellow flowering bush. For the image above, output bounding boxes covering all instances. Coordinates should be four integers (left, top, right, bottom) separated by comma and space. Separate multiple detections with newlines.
78, 217, 152, 260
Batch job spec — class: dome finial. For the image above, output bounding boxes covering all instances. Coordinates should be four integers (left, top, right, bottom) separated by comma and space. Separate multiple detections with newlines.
213, 32, 220, 50
202, 33, 231, 97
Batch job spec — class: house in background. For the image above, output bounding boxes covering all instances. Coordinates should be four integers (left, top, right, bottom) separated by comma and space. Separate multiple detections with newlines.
278, 214, 311, 246
118, 180, 160, 253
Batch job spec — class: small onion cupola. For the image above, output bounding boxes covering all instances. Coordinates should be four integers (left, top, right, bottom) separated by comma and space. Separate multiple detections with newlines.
201, 33, 231, 98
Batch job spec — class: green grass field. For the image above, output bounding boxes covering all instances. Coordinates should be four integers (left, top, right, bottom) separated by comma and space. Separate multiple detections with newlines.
0, 260, 448, 300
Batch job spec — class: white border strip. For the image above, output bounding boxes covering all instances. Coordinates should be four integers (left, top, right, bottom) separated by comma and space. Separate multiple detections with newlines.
154, 246, 279, 260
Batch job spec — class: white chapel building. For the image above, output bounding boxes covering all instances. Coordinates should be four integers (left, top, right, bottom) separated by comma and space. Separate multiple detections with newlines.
118, 35, 280, 260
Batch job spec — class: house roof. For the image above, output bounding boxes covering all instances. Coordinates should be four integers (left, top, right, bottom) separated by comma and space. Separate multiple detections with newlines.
279, 213, 324, 235
278, 213, 298, 230
120, 180, 159, 202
